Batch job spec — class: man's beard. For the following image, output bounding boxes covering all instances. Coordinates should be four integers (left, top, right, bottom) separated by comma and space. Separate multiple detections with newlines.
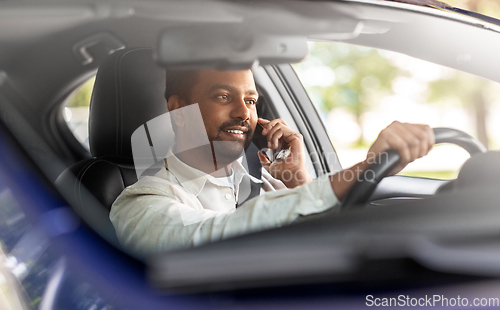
210, 120, 254, 165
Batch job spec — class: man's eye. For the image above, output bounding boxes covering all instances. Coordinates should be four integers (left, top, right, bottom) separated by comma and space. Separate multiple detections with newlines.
217, 94, 229, 100
246, 99, 257, 105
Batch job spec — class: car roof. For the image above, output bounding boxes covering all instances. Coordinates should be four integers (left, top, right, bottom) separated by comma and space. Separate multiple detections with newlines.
1, 0, 499, 79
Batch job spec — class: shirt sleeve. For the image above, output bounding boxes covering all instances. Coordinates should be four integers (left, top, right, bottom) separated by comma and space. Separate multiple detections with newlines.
110, 173, 339, 257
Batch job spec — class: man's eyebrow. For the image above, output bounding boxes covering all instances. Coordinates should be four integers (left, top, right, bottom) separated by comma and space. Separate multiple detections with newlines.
208, 84, 259, 97
246, 89, 259, 97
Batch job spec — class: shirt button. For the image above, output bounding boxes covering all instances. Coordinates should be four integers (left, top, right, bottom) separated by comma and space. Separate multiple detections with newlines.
316, 200, 323, 207
225, 194, 232, 200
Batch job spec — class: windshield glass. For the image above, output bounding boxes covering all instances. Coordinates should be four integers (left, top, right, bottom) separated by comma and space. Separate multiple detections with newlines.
293, 41, 500, 180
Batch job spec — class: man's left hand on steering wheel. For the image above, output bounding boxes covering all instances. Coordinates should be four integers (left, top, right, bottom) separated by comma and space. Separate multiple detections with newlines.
331, 121, 435, 201
367, 121, 435, 175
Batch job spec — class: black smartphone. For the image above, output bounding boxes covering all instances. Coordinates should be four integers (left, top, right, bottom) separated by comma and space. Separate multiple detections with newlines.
252, 122, 273, 161
253, 122, 291, 162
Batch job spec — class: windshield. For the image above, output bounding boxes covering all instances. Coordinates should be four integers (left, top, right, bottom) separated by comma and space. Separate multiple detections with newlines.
293, 41, 500, 180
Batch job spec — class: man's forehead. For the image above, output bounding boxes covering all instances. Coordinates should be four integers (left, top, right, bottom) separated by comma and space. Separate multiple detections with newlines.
196, 69, 257, 93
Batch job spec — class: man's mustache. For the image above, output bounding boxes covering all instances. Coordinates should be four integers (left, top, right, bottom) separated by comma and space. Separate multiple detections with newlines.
219, 121, 253, 136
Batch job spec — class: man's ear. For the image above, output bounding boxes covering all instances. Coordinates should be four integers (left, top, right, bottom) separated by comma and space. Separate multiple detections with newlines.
167, 95, 185, 128
167, 94, 181, 111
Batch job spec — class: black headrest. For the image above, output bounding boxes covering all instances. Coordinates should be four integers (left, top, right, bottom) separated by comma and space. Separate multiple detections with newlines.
89, 48, 167, 160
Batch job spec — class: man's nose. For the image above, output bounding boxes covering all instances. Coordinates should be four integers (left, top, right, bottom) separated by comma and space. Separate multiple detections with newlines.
230, 97, 250, 121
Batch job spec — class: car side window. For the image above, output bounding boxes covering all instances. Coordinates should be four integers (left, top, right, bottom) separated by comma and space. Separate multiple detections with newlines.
63, 76, 95, 151
293, 41, 500, 180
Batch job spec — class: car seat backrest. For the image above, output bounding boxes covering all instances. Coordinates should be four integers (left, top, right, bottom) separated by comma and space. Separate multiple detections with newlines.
57, 47, 169, 211
90, 48, 170, 162
57, 47, 263, 217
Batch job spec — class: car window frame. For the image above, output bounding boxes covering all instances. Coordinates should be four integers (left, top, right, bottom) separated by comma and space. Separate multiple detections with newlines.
262, 64, 342, 176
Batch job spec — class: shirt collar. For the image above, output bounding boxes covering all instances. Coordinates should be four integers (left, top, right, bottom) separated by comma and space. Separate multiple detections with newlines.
164, 147, 261, 197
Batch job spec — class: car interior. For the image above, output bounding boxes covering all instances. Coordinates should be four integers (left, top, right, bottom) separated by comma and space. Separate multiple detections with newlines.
52, 44, 459, 256
54, 47, 284, 247
2, 0, 500, 306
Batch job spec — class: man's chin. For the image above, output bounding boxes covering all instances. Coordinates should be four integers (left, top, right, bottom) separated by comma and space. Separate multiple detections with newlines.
211, 140, 247, 163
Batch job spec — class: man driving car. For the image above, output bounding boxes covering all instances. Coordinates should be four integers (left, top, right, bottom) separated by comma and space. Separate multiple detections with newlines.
109, 68, 435, 257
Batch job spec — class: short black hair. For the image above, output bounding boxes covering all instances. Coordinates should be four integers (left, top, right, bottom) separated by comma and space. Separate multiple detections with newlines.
164, 69, 199, 105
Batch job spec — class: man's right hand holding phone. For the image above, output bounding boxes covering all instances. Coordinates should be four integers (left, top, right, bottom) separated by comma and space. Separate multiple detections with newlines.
257, 118, 313, 188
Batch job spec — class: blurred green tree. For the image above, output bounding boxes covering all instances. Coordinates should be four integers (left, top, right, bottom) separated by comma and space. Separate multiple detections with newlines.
294, 43, 401, 147
426, 70, 497, 148
67, 77, 95, 108
296, 0, 500, 149
429, 0, 500, 148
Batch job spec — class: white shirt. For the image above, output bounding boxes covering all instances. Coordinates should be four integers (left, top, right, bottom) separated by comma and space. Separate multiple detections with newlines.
214, 169, 235, 191
110, 150, 339, 257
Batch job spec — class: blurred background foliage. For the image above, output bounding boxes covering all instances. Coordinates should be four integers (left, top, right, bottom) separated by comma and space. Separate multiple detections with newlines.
67, 76, 95, 108
294, 0, 500, 150
292, 0, 500, 178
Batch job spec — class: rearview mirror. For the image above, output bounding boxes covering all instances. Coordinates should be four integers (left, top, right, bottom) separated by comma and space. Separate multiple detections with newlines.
155, 24, 309, 70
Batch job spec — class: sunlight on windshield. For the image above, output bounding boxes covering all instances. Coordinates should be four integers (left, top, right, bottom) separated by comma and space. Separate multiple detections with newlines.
293, 41, 500, 180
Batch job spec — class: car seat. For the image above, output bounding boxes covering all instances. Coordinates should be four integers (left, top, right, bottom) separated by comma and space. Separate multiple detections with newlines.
56, 47, 263, 238
56, 48, 168, 213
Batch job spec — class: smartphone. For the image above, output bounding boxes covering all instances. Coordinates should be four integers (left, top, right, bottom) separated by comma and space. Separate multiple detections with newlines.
254, 122, 291, 162
253, 122, 274, 161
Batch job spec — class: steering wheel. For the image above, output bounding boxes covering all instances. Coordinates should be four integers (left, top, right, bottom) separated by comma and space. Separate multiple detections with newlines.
341, 127, 487, 210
